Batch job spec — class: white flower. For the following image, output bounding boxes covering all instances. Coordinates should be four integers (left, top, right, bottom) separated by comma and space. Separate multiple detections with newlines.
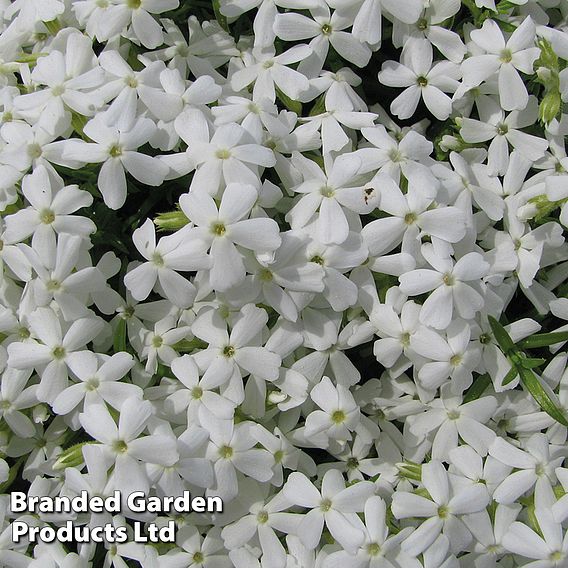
459, 96, 548, 176
191, 304, 281, 395
231, 45, 312, 102
79, 397, 178, 497
274, 4, 371, 77
399, 245, 490, 330
406, 385, 498, 461
62, 115, 169, 209
124, 218, 210, 307
3, 165, 96, 245
392, 460, 489, 556
378, 38, 460, 120
160, 526, 230, 568
304, 376, 360, 448
202, 414, 275, 502
180, 183, 281, 291
460, 17, 540, 111
13, 32, 105, 134
173, 109, 276, 195
488, 434, 564, 505
286, 151, 376, 245
361, 176, 466, 259
502, 508, 568, 567
0, 367, 38, 437
114, 0, 180, 49
221, 491, 299, 568
282, 469, 374, 552
52, 351, 138, 416
166, 354, 236, 422
8, 307, 104, 404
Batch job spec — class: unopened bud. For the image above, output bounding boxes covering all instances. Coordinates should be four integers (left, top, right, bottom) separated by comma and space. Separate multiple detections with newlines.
154, 210, 190, 231
540, 90, 562, 124
53, 442, 92, 470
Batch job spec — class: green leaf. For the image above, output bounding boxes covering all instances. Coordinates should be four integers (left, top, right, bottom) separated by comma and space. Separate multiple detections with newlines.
213, 0, 229, 32
309, 94, 326, 117
495, 18, 517, 33
488, 316, 515, 353
501, 366, 518, 386
463, 373, 491, 403
275, 87, 302, 115
0, 458, 24, 493
519, 357, 546, 369
113, 318, 127, 353
518, 331, 568, 349
497, 0, 519, 13
518, 366, 568, 427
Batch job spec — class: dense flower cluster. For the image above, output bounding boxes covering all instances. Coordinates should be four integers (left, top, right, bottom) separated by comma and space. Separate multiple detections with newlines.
0, 0, 568, 566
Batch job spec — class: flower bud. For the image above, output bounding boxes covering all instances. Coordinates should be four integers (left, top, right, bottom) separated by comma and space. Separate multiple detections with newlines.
53, 442, 91, 470
540, 90, 562, 124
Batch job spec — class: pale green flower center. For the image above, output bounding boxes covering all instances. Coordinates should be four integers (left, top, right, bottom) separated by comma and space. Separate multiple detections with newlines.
331, 410, 346, 424
389, 149, 403, 163
367, 542, 381, 556
404, 212, 417, 225
191, 386, 203, 400
479, 333, 491, 344
52, 346, 66, 360
500, 49, 513, 63
152, 252, 165, 267
450, 354, 462, 366
125, 75, 138, 88
222, 345, 235, 358
259, 268, 273, 282
320, 498, 332, 512
320, 185, 335, 198
417, 18, 428, 31
28, 143, 42, 159
219, 445, 233, 459
109, 143, 123, 157
496, 123, 509, 136
443, 273, 455, 286
347, 457, 359, 470
321, 23, 333, 36
152, 335, 163, 348
113, 440, 128, 453
18, 327, 30, 339
216, 148, 231, 160
86, 378, 100, 392
535, 463, 546, 476
211, 222, 227, 237
40, 209, 55, 224
47, 279, 61, 291
257, 510, 269, 524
